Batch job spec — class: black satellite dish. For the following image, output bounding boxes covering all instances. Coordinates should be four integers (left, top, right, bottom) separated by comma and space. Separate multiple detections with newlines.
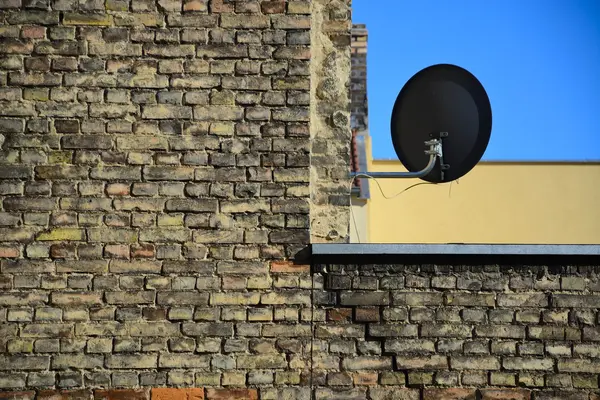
390, 63, 492, 183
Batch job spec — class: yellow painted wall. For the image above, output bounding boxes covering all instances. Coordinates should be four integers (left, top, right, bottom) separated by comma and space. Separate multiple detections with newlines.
364, 160, 600, 244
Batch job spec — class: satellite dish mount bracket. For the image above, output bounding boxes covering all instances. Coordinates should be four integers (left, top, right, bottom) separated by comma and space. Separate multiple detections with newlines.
350, 132, 448, 180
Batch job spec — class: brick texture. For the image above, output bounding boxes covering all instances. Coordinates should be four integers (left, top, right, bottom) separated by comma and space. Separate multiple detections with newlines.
1, 0, 600, 399
0, 0, 320, 395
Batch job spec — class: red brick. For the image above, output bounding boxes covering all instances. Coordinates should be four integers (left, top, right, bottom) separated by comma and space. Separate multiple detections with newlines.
0, 246, 20, 258
152, 388, 204, 400
327, 308, 352, 322
480, 389, 530, 400
0, 392, 35, 400
106, 183, 130, 196
38, 390, 93, 400
205, 389, 258, 400
131, 244, 155, 258
355, 307, 380, 322
209, 0, 234, 13
261, 1, 285, 13
423, 388, 477, 400
21, 26, 46, 39
95, 389, 149, 400
105, 244, 130, 259
270, 260, 309, 273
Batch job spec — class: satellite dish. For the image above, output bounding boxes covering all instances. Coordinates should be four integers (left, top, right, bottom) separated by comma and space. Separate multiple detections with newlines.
390, 64, 492, 183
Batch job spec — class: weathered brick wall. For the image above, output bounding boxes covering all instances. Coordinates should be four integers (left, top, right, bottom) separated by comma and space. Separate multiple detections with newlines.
0, 0, 325, 397
313, 263, 600, 400
5, 1, 598, 400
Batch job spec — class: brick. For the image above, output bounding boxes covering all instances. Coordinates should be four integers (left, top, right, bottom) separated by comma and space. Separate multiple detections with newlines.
370, 388, 419, 400
421, 324, 472, 338
0, 102, 36, 117
89, 42, 142, 56
423, 389, 477, 400
172, 76, 220, 89
533, 391, 587, 400
558, 359, 600, 373
497, 293, 548, 307
221, 14, 269, 28
88, 228, 138, 243
355, 307, 380, 322
342, 357, 393, 371
0, 355, 50, 370
106, 183, 130, 196
117, 136, 168, 150
503, 357, 554, 371
261, 1, 285, 13
36, 166, 88, 180
10, 73, 63, 87
142, 105, 193, 119
340, 291, 389, 306
151, 388, 204, 400
475, 325, 525, 339
62, 135, 113, 149
552, 294, 600, 308
479, 389, 530, 400
0, 39, 34, 54
205, 389, 258, 400
105, 355, 157, 370
393, 292, 443, 306
210, 292, 260, 305
106, 291, 155, 305
144, 44, 195, 58
0, 246, 20, 258
158, 354, 210, 368
451, 356, 500, 370
0, 165, 32, 179
0, 392, 35, 400
529, 326, 565, 340
194, 106, 244, 121
237, 354, 287, 369
36, 228, 85, 241
270, 260, 310, 273
315, 325, 364, 339
117, 74, 169, 88
144, 166, 195, 181
52, 354, 103, 370
446, 292, 495, 307
396, 355, 448, 370
52, 292, 102, 306
63, 13, 113, 26
157, 292, 208, 305
369, 324, 418, 337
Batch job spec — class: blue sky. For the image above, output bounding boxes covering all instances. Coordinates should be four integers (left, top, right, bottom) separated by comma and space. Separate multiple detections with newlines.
353, 1, 600, 161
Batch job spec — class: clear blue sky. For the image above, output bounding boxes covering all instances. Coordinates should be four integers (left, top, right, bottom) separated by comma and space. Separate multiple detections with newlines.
353, 1, 600, 161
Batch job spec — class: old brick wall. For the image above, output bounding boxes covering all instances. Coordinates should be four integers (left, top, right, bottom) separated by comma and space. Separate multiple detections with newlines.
314, 262, 600, 400
5, 1, 597, 400
0, 0, 323, 398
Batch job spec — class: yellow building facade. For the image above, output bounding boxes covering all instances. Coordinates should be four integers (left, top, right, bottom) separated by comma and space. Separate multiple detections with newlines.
351, 136, 600, 244
348, 24, 600, 245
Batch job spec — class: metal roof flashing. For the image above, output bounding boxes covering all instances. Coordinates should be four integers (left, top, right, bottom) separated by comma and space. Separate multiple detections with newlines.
311, 243, 600, 265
